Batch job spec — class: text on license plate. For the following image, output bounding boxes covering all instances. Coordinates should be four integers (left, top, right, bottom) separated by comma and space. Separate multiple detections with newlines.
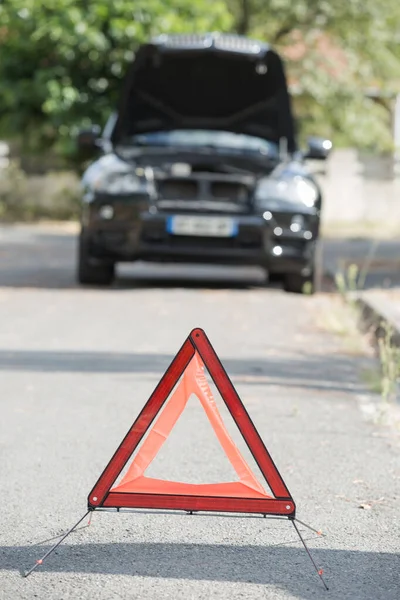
167, 216, 238, 237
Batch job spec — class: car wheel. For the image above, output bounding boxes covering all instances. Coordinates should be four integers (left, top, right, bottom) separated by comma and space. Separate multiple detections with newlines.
77, 234, 115, 286
283, 272, 314, 294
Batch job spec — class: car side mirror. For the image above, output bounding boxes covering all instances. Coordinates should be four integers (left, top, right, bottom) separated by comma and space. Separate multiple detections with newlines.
304, 136, 333, 160
76, 125, 102, 154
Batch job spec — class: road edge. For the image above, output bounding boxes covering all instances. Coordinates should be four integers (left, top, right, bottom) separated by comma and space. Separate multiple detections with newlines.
354, 293, 400, 348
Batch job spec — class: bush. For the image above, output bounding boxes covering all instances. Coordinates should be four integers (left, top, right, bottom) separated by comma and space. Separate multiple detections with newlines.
0, 160, 81, 221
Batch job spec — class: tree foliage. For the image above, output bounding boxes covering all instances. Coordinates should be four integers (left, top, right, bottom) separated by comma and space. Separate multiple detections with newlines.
229, 0, 400, 151
0, 0, 232, 158
1, 0, 399, 159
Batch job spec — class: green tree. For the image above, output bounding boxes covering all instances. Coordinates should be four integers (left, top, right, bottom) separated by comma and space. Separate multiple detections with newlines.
0, 0, 232, 160
1, 0, 399, 158
229, 0, 400, 151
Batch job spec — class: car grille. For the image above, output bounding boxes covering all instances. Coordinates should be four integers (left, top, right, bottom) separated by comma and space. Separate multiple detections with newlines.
210, 181, 249, 202
158, 179, 198, 200
142, 230, 263, 250
155, 177, 251, 213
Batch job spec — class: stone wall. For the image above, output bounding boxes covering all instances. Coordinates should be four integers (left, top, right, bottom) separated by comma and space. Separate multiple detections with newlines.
311, 149, 400, 228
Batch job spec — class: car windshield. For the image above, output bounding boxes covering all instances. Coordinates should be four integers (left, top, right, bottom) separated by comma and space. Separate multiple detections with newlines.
130, 130, 278, 156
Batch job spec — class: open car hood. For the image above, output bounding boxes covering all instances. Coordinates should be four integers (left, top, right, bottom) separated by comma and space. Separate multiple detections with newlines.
111, 34, 297, 152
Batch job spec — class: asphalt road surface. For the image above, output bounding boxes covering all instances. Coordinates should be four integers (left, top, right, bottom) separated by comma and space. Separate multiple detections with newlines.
0, 224, 399, 600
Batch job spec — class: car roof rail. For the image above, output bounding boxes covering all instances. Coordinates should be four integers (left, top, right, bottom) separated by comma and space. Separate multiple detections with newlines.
150, 33, 269, 56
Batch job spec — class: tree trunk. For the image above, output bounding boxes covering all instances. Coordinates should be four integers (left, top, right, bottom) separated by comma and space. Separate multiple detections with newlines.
237, 0, 250, 35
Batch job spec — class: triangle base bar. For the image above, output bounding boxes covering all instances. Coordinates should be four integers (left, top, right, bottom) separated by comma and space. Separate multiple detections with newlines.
96, 492, 295, 516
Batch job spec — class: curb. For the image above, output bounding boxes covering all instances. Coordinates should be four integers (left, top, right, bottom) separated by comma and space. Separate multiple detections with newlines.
353, 293, 400, 348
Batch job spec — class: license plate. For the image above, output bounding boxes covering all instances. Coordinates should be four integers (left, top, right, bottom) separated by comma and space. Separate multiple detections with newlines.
167, 216, 238, 237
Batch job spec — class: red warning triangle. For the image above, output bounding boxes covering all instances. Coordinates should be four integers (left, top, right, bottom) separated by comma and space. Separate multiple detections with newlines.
88, 328, 295, 516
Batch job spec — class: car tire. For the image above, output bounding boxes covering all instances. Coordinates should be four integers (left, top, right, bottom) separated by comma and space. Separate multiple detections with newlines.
283, 272, 314, 294
77, 234, 115, 286
283, 240, 320, 295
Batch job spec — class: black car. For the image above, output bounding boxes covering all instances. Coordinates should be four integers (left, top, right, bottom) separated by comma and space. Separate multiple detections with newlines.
76, 33, 332, 293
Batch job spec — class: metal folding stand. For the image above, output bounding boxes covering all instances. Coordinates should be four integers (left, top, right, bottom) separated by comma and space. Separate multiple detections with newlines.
23, 511, 328, 590
291, 518, 329, 591
30, 512, 93, 547
23, 511, 91, 578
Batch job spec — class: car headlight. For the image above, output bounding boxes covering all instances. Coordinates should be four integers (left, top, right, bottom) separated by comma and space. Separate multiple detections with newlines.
255, 176, 318, 209
82, 154, 148, 196
93, 171, 145, 195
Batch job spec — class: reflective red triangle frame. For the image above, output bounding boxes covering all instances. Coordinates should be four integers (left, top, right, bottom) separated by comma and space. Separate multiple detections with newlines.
88, 328, 295, 516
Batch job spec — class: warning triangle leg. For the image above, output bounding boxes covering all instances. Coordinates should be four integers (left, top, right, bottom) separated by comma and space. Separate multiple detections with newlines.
31, 513, 93, 547
22, 511, 91, 578
293, 517, 324, 537
291, 519, 329, 591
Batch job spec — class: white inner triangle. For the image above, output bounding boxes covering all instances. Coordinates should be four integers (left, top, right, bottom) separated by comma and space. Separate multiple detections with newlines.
145, 393, 240, 484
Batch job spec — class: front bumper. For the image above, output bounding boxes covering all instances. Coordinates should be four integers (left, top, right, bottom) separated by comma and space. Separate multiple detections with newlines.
84, 208, 316, 275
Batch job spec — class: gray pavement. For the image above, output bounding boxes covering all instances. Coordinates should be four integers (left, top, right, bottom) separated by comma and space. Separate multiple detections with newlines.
0, 224, 399, 600
322, 238, 400, 290
1, 223, 400, 290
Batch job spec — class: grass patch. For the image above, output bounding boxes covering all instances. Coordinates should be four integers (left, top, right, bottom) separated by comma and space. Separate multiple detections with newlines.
316, 294, 368, 355
361, 367, 383, 395
332, 263, 400, 401
377, 321, 400, 404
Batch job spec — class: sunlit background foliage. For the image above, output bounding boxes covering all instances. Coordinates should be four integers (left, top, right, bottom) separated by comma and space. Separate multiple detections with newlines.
1, 0, 399, 162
